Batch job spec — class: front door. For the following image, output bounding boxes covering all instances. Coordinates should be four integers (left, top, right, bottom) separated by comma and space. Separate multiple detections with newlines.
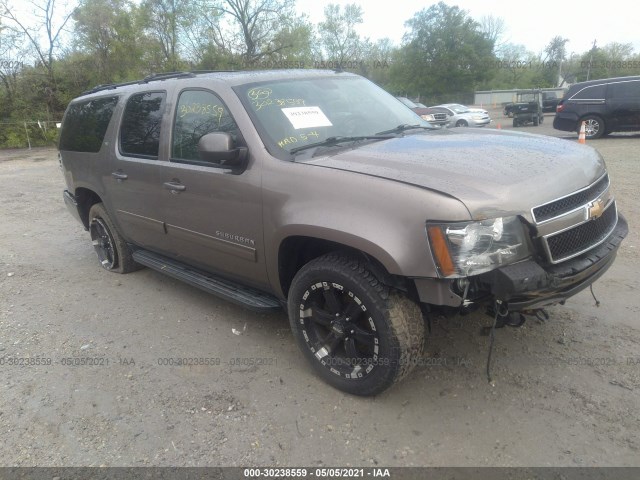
159, 88, 268, 288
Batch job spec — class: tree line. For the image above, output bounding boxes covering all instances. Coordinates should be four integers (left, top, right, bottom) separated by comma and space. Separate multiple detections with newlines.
1, 0, 639, 148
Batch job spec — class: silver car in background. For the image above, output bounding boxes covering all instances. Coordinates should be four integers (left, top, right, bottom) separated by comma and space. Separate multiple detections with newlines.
430, 103, 491, 127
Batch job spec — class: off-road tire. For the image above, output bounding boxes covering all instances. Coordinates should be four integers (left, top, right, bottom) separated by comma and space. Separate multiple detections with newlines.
287, 253, 425, 396
88, 203, 140, 274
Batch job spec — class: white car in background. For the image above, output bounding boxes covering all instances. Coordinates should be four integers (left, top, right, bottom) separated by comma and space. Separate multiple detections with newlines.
430, 103, 491, 127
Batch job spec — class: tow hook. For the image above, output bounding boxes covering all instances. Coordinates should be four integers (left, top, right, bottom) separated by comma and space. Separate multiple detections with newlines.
484, 305, 549, 329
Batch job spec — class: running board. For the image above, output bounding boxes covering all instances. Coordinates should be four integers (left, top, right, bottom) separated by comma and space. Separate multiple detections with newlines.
132, 250, 282, 312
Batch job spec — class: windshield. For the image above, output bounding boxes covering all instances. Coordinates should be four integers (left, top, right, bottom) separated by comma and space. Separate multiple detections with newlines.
448, 104, 470, 114
396, 97, 418, 108
517, 93, 538, 102
236, 76, 432, 156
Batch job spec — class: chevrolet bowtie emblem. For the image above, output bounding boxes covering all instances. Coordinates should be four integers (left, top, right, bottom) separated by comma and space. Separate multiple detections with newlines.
587, 199, 605, 220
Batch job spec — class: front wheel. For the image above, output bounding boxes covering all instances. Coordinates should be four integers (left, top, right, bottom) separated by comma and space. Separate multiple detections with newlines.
456, 120, 468, 127
287, 253, 425, 396
88, 203, 140, 273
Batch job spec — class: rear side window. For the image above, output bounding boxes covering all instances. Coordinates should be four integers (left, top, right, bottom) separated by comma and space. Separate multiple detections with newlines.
59, 97, 119, 152
570, 84, 606, 100
120, 92, 166, 158
609, 81, 640, 99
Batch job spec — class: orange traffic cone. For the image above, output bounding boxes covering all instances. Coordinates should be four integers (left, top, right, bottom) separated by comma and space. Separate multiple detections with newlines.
497, 123, 502, 130
578, 122, 586, 144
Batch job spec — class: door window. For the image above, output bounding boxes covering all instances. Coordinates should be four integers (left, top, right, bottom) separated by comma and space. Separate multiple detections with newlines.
608, 81, 640, 99
172, 89, 240, 163
120, 92, 166, 158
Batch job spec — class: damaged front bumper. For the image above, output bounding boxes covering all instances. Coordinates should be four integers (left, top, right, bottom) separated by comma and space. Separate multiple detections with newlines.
479, 214, 628, 310
414, 214, 628, 311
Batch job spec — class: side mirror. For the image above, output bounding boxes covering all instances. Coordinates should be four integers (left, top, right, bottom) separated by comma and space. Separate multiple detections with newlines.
197, 132, 248, 168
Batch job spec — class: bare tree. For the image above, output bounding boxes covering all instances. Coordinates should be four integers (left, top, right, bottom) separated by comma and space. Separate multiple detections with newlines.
479, 15, 507, 54
318, 3, 365, 64
217, 0, 299, 64
0, 0, 75, 81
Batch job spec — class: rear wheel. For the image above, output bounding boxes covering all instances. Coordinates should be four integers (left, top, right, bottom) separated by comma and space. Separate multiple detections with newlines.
580, 115, 605, 139
456, 120, 468, 127
287, 253, 425, 396
88, 203, 140, 273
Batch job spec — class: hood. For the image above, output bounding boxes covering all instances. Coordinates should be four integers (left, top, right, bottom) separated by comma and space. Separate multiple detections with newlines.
303, 128, 606, 221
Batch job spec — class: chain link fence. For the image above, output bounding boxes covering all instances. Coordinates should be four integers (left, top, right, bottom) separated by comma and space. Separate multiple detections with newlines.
0, 120, 61, 149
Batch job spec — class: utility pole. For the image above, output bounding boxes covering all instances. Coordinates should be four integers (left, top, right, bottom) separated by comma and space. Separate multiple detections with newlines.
586, 39, 597, 81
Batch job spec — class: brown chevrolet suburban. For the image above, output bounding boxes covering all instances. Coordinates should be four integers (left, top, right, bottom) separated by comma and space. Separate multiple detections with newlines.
59, 70, 627, 395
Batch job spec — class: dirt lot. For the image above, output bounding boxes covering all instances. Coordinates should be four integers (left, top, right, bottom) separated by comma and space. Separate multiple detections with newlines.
1, 115, 639, 468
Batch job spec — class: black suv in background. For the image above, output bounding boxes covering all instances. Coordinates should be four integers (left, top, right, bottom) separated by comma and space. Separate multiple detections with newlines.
554, 75, 640, 139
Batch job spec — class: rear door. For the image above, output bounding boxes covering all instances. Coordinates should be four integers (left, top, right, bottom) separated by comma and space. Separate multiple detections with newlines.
158, 88, 268, 288
106, 91, 168, 250
607, 79, 640, 129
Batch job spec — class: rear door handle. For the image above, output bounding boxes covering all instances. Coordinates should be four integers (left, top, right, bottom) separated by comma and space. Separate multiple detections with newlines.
111, 171, 128, 180
163, 181, 186, 193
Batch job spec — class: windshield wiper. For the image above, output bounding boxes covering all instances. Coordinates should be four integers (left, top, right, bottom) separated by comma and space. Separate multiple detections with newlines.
289, 135, 394, 155
375, 124, 432, 135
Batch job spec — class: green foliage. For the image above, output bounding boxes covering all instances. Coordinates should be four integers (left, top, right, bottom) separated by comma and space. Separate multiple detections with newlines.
390, 2, 495, 103
317, 3, 365, 64
73, 0, 143, 82
2, 0, 640, 149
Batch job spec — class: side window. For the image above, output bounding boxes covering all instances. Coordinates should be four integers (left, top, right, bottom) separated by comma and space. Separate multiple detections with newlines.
572, 84, 606, 100
120, 91, 166, 158
59, 97, 119, 152
172, 89, 239, 162
609, 81, 640, 99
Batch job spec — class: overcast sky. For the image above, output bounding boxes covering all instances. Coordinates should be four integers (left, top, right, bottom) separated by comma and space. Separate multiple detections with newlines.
296, 0, 640, 56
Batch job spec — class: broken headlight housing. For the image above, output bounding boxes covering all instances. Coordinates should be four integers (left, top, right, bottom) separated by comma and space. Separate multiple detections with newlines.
427, 216, 530, 278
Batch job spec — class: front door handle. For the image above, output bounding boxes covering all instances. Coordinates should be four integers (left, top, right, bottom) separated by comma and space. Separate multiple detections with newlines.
163, 181, 186, 193
111, 171, 128, 180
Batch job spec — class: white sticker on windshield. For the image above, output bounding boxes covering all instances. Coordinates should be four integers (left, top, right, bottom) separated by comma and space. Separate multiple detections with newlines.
281, 107, 333, 130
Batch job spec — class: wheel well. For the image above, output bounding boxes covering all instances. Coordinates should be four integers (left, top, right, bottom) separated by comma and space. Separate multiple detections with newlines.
278, 236, 407, 298
75, 188, 103, 229
580, 113, 604, 123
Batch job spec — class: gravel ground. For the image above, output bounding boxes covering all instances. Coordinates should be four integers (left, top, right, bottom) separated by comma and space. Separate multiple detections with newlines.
1, 115, 639, 468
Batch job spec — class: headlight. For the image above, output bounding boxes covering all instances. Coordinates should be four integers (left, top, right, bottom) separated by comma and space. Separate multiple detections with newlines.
427, 216, 530, 277
421, 114, 435, 121
472, 115, 485, 120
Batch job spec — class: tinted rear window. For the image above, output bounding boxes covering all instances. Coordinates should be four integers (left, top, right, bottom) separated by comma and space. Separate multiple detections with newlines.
120, 92, 166, 158
59, 97, 119, 152
570, 84, 606, 100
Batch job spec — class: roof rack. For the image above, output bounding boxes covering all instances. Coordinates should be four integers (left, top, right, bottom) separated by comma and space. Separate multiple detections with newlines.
140, 71, 195, 83
81, 71, 200, 96
81, 80, 140, 96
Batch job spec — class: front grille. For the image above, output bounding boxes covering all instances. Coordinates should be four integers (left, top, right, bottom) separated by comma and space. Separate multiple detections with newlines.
533, 174, 609, 223
432, 113, 448, 122
545, 201, 617, 263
